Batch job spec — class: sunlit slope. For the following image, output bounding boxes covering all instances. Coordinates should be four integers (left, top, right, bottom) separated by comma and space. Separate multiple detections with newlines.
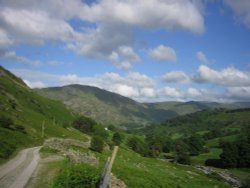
0, 66, 86, 161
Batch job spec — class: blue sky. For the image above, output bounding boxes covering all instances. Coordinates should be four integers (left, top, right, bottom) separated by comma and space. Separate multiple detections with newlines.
0, 0, 250, 102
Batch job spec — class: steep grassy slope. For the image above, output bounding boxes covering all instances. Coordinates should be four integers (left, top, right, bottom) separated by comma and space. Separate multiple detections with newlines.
36, 85, 177, 127
0, 66, 86, 162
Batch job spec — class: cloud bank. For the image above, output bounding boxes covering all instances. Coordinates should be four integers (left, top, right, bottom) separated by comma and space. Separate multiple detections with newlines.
0, 0, 204, 69
11, 64, 250, 102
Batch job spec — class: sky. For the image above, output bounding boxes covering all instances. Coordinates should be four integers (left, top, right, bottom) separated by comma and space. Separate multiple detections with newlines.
0, 0, 250, 103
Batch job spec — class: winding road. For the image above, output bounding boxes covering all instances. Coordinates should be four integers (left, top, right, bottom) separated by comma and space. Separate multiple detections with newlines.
0, 147, 41, 188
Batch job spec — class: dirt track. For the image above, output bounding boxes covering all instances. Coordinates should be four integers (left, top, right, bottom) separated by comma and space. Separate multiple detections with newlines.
0, 147, 41, 188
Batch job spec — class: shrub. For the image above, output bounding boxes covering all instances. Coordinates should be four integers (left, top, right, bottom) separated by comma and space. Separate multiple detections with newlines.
90, 136, 104, 153
0, 115, 13, 129
112, 132, 122, 145
127, 136, 147, 156
0, 141, 16, 159
53, 164, 99, 188
205, 159, 224, 168
93, 125, 108, 139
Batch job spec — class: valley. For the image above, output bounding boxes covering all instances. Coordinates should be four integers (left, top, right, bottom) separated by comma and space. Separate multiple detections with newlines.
0, 66, 250, 188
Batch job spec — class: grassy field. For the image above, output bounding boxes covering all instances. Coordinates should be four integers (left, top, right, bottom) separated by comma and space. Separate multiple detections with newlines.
191, 148, 222, 165
113, 147, 230, 188
205, 134, 241, 148
228, 168, 250, 184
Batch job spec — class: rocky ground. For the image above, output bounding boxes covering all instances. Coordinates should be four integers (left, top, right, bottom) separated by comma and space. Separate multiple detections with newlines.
195, 165, 242, 188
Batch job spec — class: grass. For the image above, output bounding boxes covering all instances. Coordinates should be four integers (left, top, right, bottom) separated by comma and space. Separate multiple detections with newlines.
228, 168, 250, 184
171, 132, 183, 140
112, 147, 230, 188
0, 67, 87, 161
191, 148, 222, 165
26, 159, 66, 188
206, 134, 241, 148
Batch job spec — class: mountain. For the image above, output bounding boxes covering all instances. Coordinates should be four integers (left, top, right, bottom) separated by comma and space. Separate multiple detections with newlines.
37, 85, 250, 128
144, 100, 250, 115
36, 85, 178, 128
0, 66, 86, 161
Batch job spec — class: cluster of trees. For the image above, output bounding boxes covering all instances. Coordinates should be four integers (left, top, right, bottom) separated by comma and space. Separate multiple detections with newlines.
72, 116, 124, 153
206, 128, 250, 168
126, 132, 206, 165
73, 116, 107, 153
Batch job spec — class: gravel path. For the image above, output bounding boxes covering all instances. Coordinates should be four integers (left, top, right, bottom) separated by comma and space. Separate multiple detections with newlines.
0, 147, 41, 188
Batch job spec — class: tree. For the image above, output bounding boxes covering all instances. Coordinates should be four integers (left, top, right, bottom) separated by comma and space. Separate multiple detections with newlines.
108, 125, 116, 131
73, 116, 96, 133
236, 140, 250, 168
112, 132, 122, 145
220, 142, 238, 168
127, 136, 147, 156
187, 135, 205, 156
90, 136, 104, 153
175, 141, 190, 165
162, 139, 174, 153
93, 124, 108, 139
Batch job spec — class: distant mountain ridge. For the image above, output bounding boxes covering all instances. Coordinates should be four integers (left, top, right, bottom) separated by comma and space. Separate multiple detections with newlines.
36, 85, 177, 128
36, 84, 250, 128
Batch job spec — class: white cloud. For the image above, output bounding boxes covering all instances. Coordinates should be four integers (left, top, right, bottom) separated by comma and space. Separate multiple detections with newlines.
109, 46, 140, 70
60, 74, 79, 84
0, 0, 204, 69
0, 29, 12, 48
24, 79, 46, 88
226, 86, 250, 100
69, 24, 133, 59
115, 84, 139, 98
186, 88, 202, 98
160, 87, 183, 98
118, 46, 140, 63
149, 45, 177, 62
140, 87, 157, 98
162, 71, 190, 83
224, 0, 250, 27
196, 51, 209, 64
0, 8, 77, 45
0, 51, 41, 66
194, 65, 250, 87
80, 0, 204, 33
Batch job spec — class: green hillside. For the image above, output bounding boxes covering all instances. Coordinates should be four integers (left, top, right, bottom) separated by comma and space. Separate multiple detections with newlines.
136, 108, 250, 167
162, 108, 250, 134
145, 101, 250, 115
113, 147, 230, 188
36, 85, 177, 128
0, 66, 86, 162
